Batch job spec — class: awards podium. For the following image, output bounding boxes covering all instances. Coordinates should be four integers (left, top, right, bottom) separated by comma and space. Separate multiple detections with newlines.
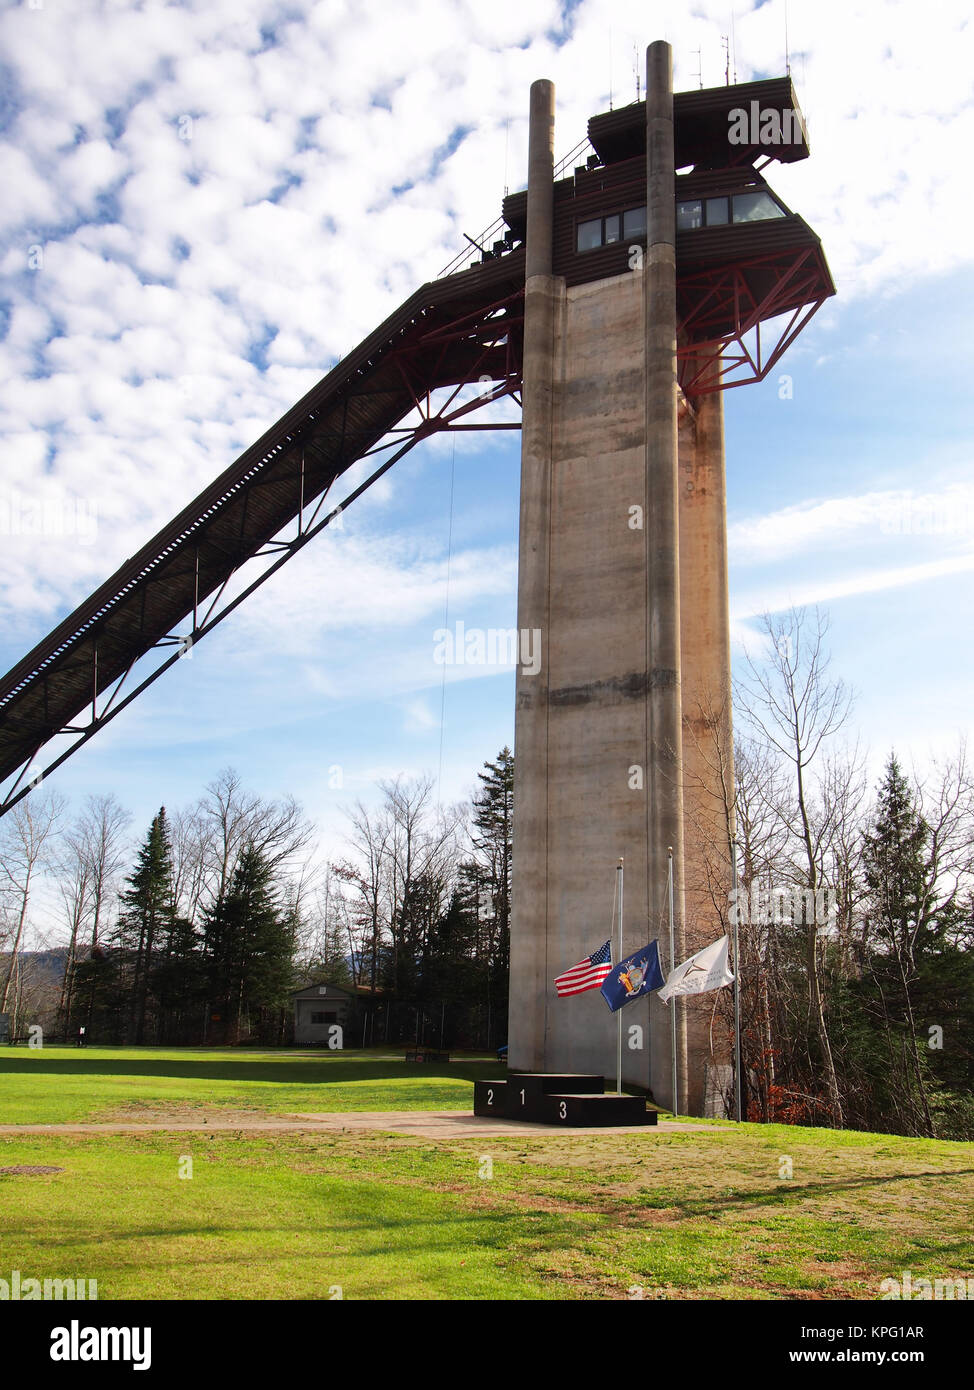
474, 1073, 658, 1127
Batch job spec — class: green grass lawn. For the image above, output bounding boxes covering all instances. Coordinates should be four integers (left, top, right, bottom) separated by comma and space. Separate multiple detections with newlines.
0, 1046, 495, 1124
0, 1047, 970, 1300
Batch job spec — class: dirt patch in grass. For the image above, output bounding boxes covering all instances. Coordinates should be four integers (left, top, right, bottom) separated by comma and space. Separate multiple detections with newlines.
0, 1165, 65, 1176
92, 1100, 272, 1126
795, 1258, 879, 1296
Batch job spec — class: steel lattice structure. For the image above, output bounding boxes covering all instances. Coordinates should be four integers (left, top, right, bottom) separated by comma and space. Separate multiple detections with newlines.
0, 267, 524, 814
676, 245, 831, 396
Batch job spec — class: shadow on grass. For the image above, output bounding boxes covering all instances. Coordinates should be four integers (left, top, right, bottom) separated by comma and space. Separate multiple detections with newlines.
0, 1055, 493, 1087
634, 1167, 974, 1219
2, 1197, 582, 1258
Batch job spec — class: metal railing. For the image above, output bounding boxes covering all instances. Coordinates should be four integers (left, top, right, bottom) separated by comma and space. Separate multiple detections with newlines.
436, 134, 597, 279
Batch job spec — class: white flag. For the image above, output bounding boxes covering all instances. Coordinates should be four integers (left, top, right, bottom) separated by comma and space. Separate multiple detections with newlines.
658, 934, 734, 1004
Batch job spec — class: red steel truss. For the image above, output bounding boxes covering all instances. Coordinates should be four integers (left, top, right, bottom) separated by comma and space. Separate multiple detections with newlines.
676, 246, 831, 396
0, 277, 524, 816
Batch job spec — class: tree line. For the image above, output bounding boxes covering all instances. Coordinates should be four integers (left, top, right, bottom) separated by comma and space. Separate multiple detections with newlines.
305, 750, 512, 1047
0, 754, 513, 1050
703, 609, 973, 1140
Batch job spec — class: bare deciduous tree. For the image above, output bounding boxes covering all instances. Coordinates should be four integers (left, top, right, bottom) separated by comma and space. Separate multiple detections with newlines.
0, 790, 65, 1018
197, 767, 313, 913
736, 607, 854, 1125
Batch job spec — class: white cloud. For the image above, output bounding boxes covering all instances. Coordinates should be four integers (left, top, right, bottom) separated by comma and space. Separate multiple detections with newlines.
730, 482, 974, 565
1, 3, 967, 582
227, 529, 518, 650
0, 0, 971, 825
735, 551, 974, 621
729, 475, 974, 619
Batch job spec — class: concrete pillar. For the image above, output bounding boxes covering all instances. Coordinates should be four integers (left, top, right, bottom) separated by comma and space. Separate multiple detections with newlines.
507, 55, 725, 1114
679, 378, 735, 1115
509, 272, 652, 1082
509, 79, 557, 1071
644, 41, 687, 1111
525, 79, 555, 280
508, 73, 656, 1085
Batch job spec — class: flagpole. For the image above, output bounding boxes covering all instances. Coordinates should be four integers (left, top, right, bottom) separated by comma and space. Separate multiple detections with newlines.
667, 847, 677, 1118
731, 833, 742, 1123
616, 857, 624, 1095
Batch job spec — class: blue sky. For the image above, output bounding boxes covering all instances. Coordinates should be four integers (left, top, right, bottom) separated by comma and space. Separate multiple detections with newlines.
1, 0, 972, 879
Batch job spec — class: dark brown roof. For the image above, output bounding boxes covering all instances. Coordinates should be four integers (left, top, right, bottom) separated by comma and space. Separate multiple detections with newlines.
292, 982, 357, 998
589, 77, 810, 169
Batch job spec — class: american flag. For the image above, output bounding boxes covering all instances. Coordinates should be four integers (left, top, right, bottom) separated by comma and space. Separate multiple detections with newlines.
554, 939, 613, 997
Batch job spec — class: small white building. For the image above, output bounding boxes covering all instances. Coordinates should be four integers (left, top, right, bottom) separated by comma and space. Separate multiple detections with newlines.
291, 982, 357, 1046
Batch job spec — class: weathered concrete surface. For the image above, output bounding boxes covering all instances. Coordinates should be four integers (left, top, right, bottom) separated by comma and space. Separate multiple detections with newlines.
679, 382, 736, 1116
644, 40, 687, 1111
510, 76, 559, 1071
510, 270, 658, 1087
525, 78, 555, 280
508, 47, 733, 1117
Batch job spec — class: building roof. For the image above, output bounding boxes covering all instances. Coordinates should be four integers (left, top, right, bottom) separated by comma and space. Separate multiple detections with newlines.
291, 981, 388, 998
291, 981, 357, 998
588, 77, 810, 169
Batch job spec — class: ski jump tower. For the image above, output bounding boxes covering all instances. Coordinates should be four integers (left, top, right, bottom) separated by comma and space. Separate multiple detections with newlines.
0, 41, 833, 1118
506, 43, 834, 1114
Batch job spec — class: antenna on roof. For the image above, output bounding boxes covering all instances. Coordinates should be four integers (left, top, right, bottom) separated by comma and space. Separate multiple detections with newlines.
633, 42, 640, 102
503, 117, 510, 197
693, 46, 703, 89
608, 25, 613, 110
722, 34, 730, 86
732, 10, 738, 83
728, 8, 739, 83
784, 0, 791, 75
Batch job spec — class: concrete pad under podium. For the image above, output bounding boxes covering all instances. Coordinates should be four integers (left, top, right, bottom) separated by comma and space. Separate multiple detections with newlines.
291, 1111, 724, 1137
0, 1111, 726, 1139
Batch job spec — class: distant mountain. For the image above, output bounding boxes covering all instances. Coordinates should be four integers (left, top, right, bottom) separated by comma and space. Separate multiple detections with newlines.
0, 948, 69, 988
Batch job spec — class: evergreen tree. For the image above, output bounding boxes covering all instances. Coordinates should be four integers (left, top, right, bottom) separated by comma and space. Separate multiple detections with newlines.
204, 842, 296, 1042
116, 808, 175, 1044
862, 755, 932, 968
150, 913, 204, 1044
69, 945, 128, 1044
860, 755, 935, 1133
303, 879, 354, 991
308, 921, 353, 991
380, 869, 443, 1002
467, 747, 514, 1031
836, 753, 968, 1137
426, 880, 482, 1045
